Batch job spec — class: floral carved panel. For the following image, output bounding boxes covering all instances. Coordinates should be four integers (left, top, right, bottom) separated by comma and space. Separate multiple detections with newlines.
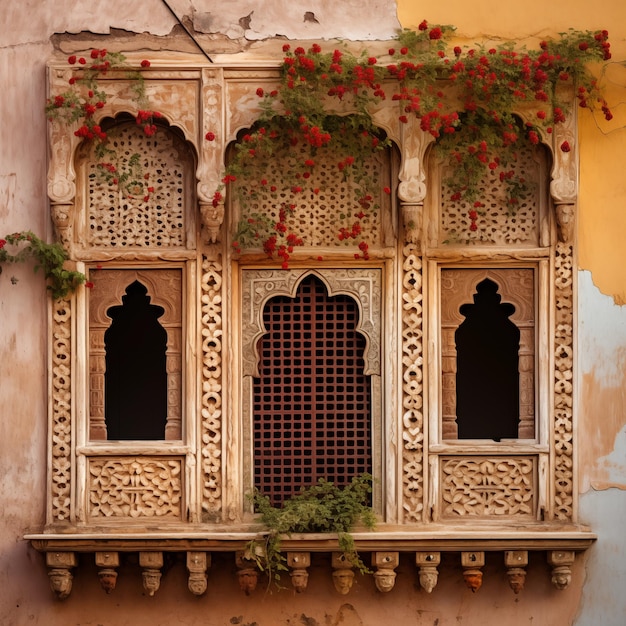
87, 457, 183, 519
440, 456, 536, 519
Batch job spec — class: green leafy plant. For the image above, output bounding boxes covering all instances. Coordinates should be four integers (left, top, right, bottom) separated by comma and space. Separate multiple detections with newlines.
0, 231, 87, 299
246, 473, 376, 587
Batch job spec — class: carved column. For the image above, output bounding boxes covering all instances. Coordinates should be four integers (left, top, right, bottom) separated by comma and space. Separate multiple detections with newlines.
548, 550, 575, 590
46, 552, 77, 600
139, 552, 163, 596
372, 552, 399, 592
287, 552, 310, 593
504, 550, 528, 594
461, 551, 485, 592
331, 552, 355, 595
95, 551, 119, 594
187, 552, 210, 596
416, 551, 440, 593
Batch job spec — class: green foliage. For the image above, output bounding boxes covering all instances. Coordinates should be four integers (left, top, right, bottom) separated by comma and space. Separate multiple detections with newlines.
246, 474, 376, 587
0, 231, 86, 299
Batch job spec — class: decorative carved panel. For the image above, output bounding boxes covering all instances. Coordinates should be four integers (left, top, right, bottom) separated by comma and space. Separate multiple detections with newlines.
440, 456, 536, 519
88, 268, 183, 440
438, 143, 545, 246
88, 457, 183, 519
401, 244, 424, 522
440, 268, 536, 440
80, 123, 194, 249
553, 243, 574, 521
200, 257, 223, 520
51, 298, 73, 522
241, 269, 382, 378
232, 142, 392, 248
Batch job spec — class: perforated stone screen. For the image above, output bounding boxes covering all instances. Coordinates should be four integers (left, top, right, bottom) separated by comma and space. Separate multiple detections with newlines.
253, 275, 372, 505
86, 123, 189, 248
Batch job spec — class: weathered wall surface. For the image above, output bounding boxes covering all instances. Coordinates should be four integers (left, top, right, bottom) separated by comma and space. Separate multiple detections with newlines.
2, 1, 625, 625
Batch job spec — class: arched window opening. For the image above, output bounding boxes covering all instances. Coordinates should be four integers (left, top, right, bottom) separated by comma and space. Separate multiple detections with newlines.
104, 280, 168, 440
455, 278, 520, 441
253, 275, 372, 506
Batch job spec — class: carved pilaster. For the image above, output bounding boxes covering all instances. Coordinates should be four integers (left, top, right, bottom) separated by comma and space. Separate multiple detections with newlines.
398, 119, 434, 206
401, 244, 424, 522
416, 552, 440, 593
550, 85, 578, 205
200, 257, 223, 520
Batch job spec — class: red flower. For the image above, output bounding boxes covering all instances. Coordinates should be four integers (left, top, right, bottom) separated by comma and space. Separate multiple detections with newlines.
0, 239, 6, 249
469, 222, 478, 231
528, 130, 539, 144
453, 46, 462, 57
90, 49, 100, 59
68, 55, 76, 65
282, 44, 290, 52
560, 141, 571, 152
400, 47, 408, 55
141, 59, 151, 68
311, 43, 322, 54
205, 131, 216, 141
419, 20, 428, 31
368, 57, 377, 65
429, 27, 442, 40
578, 42, 589, 51
256, 87, 264, 97
85, 281, 94, 289
383, 186, 391, 194
388, 48, 395, 56
78, 57, 86, 65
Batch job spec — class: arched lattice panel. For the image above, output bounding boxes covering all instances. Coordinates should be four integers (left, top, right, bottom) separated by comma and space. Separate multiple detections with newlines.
437, 142, 548, 246
231, 135, 393, 248
81, 122, 194, 249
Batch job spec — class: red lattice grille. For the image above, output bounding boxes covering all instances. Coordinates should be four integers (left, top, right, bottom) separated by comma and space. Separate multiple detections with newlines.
254, 275, 371, 506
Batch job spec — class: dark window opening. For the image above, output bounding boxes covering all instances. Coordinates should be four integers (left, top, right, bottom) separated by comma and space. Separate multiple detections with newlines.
104, 280, 168, 440
253, 275, 371, 506
455, 278, 520, 441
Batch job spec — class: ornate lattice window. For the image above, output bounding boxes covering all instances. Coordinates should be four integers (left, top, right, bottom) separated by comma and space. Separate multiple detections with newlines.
253, 274, 372, 505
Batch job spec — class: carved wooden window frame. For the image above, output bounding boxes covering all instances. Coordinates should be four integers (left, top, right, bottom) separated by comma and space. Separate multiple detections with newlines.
239, 267, 390, 517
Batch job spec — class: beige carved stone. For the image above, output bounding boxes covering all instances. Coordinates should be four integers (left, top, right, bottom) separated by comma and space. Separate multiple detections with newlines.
372, 552, 399, 593
331, 553, 355, 595
504, 551, 528, 594
46, 552, 77, 600
186, 552, 210, 596
548, 550, 575, 590
401, 244, 424, 523
287, 552, 311, 593
235, 551, 259, 595
416, 552, 440, 593
140, 552, 163, 597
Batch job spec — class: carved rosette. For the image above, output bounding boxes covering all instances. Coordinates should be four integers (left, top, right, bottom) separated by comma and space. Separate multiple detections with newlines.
401, 244, 424, 522
51, 298, 72, 522
553, 243, 574, 520
200, 257, 223, 519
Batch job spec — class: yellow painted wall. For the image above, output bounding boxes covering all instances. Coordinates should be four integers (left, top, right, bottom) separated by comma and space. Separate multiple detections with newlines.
398, 1, 626, 302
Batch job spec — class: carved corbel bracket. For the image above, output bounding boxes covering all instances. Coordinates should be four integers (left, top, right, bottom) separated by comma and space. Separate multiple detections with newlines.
95, 551, 119, 594
398, 120, 435, 206
331, 552, 355, 595
550, 85, 578, 205
555, 203, 576, 243
287, 552, 311, 593
415, 551, 440, 593
372, 551, 399, 593
235, 550, 259, 595
46, 551, 77, 600
461, 551, 485, 593
504, 550, 528, 594
139, 552, 163, 597
186, 551, 210, 596
200, 201, 225, 244
547, 550, 575, 590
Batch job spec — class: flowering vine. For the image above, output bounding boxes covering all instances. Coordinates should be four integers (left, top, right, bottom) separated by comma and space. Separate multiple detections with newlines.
213, 22, 613, 263
46, 50, 160, 201
0, 232, 86, 299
